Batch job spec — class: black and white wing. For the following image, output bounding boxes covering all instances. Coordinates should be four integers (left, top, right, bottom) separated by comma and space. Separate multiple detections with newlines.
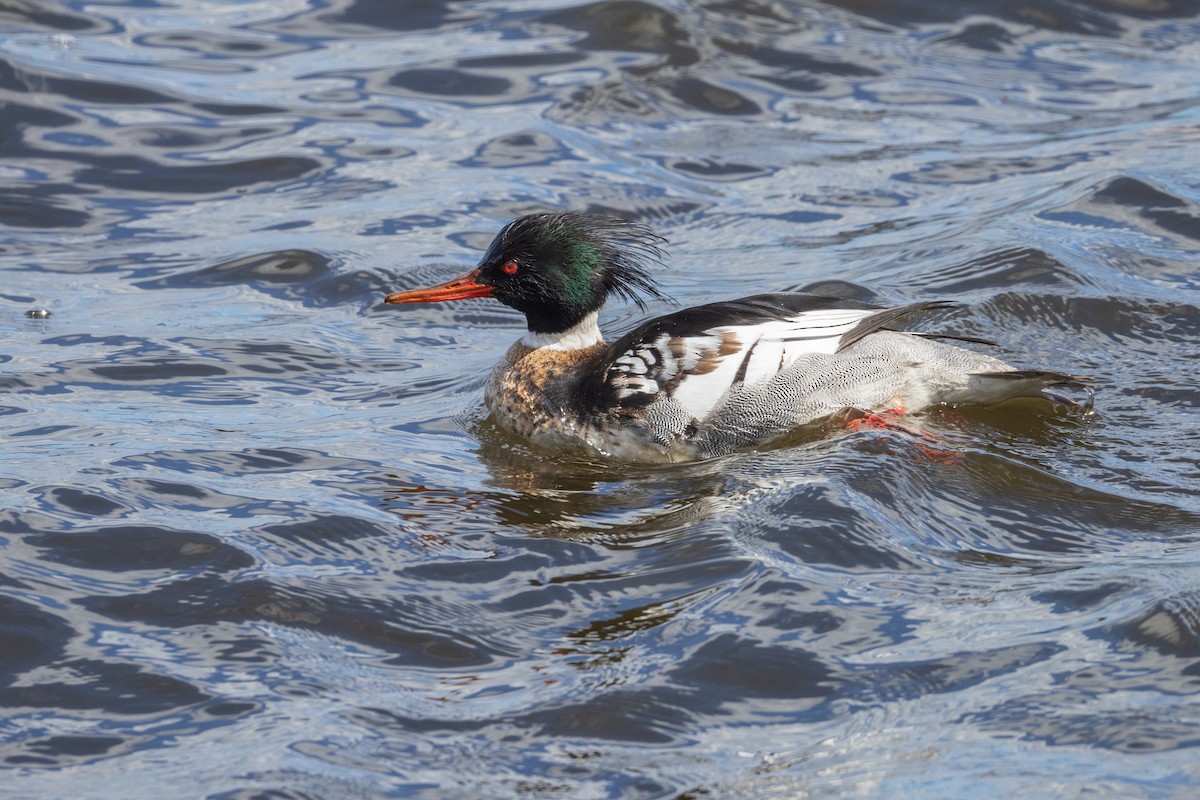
580, 293, 946, 425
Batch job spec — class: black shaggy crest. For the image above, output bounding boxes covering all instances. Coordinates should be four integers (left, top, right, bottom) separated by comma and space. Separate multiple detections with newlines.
479, 212, 674, 331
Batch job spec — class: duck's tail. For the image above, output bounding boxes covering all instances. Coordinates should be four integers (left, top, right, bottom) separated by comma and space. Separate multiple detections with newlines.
952, 369, 1094, 409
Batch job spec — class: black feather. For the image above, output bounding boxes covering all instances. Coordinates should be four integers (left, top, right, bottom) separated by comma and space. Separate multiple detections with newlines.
836, 301, 955, 352
914, 332, 1001, 347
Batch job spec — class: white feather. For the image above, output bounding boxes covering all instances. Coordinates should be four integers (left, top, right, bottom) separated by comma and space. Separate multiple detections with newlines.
521, 311, 602, 351
661, 307, 878, 421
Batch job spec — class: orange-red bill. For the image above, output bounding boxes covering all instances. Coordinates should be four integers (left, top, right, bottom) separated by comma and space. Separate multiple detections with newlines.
385, 270, 493, 304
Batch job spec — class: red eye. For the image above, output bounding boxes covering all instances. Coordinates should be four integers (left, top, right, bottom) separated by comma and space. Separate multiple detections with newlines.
502, 260, 518, 275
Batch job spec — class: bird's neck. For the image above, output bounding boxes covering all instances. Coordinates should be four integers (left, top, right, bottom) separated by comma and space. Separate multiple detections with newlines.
519, 310, 604, 351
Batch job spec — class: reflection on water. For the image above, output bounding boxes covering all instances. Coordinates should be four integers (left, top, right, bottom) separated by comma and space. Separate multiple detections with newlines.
3, 0, 1200, 797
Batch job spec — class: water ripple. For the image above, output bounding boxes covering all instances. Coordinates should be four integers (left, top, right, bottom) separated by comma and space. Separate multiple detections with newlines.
2, 0, 1200, 797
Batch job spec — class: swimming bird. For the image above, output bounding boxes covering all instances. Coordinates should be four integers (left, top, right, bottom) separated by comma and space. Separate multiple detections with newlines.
385, 212, 1083, 462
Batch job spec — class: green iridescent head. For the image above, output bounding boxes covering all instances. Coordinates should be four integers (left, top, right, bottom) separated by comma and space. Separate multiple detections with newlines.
474, 212, 672, 333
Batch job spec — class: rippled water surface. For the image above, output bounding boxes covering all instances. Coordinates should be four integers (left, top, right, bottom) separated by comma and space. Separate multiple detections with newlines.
3, 1, 1200, 797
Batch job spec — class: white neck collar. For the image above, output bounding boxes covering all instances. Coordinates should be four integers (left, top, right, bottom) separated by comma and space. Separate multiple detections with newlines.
519, 311, 603, 351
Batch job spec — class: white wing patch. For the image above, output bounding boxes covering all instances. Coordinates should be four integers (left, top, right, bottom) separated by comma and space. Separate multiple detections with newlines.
606, 306, 880, 421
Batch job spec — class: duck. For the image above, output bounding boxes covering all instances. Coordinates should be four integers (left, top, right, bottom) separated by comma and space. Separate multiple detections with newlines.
385, 212, 1084, 462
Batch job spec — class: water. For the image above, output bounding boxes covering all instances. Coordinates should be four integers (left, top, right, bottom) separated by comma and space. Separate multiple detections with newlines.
2, 1, 1200, 797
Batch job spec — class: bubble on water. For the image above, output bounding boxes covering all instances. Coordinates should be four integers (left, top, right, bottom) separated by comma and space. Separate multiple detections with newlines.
50, 34, 77, 50
25, 308, 52, 319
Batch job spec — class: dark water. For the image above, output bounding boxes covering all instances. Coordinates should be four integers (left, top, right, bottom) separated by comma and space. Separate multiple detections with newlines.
3, 1, 1200, 797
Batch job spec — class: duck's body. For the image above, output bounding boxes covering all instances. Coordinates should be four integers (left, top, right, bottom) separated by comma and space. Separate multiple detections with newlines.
387, 213, 1082, 462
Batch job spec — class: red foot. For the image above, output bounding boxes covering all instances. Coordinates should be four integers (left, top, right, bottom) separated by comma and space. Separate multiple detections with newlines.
846, 406, 911, 433
842, 407, 962, 464
911, 441, 962, 465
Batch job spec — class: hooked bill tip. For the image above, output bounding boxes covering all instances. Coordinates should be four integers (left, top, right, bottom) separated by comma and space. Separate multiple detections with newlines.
384, 270, 494, 304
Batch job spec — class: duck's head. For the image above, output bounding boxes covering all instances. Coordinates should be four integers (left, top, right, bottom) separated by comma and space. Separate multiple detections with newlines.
385, 212, 671, 333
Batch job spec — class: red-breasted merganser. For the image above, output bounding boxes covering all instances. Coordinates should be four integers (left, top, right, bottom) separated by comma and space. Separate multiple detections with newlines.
386, 212, 1084, 462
